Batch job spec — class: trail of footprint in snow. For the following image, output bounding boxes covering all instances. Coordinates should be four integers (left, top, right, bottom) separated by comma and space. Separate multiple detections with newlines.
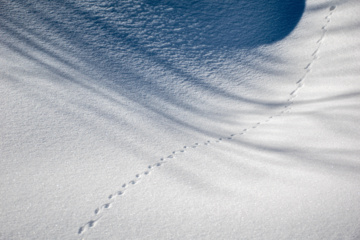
77, 5, 337, 236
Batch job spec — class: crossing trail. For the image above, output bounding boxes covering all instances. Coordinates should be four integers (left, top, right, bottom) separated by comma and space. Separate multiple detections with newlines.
77, 5, 337, 237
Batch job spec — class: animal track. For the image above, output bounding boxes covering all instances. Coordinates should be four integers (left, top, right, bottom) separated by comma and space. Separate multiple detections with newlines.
78, 217, 101, 235
94, 202, 112, 215
77, 5, 336, 236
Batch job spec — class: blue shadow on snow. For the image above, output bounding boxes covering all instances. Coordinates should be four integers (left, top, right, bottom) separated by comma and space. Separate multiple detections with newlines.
144, 0, 305, 49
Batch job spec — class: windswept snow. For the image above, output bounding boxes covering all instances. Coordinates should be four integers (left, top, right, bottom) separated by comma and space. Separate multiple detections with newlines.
1, 0, 360, 239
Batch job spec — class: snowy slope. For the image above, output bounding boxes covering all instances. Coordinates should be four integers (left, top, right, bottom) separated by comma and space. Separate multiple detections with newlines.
1, 0, 360, 239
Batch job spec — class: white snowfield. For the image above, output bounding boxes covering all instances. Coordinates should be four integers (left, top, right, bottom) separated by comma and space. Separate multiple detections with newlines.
1, 0, 359, 239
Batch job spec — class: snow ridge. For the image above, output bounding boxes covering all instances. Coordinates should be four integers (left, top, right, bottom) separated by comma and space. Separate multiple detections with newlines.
77, 5, 337, 237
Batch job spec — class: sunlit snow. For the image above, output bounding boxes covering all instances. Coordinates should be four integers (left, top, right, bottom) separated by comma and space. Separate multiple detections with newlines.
1, 0, 360, 239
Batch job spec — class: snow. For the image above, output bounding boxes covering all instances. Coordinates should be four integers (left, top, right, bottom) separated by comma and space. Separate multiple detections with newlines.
1, 0, 360, 239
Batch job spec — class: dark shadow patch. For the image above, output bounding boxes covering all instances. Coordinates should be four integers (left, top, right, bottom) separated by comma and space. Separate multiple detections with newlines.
144, 0, 305, 49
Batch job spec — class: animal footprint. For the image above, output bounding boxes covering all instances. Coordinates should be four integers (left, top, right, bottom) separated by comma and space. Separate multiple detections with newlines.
297, 77, 304, 83
312, 49, 318, 56
290, 89, 298, 96
317, 35, 324, 43
227, 135, 235, 139
78, 218, 100, 235
94, 203, 112, 215
304, 63, 312, 69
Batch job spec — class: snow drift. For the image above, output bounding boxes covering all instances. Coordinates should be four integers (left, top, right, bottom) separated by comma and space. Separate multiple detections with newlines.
1, 0, 360, 239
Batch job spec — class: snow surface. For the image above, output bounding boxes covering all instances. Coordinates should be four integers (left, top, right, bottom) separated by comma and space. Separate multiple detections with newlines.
1, 0, 360, 239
